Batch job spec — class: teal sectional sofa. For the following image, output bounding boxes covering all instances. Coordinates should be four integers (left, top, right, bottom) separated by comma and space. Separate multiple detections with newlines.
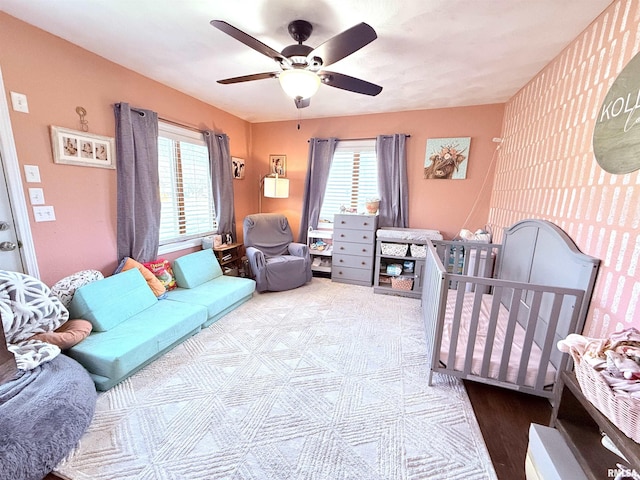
66, 249, 255, 391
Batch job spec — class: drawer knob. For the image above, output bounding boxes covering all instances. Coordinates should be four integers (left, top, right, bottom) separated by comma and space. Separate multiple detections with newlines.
364, 222, 368, 226
361, 261, 366, 265
339, 259, 344, 263
340, 247, 344, 250
340, 234, 345, 237
341, 221, 346, 224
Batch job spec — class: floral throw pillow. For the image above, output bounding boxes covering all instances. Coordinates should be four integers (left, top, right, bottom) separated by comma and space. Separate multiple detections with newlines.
143, 259, 177, 291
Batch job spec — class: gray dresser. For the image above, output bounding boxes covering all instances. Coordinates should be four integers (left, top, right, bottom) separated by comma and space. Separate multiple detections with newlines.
331, 214, 378, 286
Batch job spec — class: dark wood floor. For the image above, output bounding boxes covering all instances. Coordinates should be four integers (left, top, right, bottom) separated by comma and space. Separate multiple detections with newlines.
44, 380, 549, 480
464, 380, 552, 479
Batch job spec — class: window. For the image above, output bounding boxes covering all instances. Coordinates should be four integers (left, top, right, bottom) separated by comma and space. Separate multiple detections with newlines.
157, 122, 216, 251
319, 139, 378, 223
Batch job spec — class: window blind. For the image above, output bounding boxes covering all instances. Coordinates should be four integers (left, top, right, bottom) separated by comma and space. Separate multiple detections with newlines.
158, 122, 216, 245
319, 139, 378, 223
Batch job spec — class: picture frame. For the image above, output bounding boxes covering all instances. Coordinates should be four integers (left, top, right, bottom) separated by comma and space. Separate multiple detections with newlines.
269, 154, 286, 176
424, 137, 470, 180
50, 125, 116, 169
232, 157, 245, 179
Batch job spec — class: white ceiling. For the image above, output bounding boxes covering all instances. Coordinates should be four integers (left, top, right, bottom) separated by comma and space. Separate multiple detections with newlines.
2, 0, 612, 123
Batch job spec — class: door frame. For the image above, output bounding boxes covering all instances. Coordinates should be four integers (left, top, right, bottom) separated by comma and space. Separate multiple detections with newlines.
0, 65, 39, 277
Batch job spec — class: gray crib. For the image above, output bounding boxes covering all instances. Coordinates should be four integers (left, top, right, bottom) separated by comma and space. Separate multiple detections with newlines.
422, 219, 600, 399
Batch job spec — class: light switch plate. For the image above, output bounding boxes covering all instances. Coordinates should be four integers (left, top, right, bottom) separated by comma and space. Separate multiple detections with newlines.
23, 165, 41, 183
28, 187, 45, 205
33, 205, 55, 222
10, 92, 29, 113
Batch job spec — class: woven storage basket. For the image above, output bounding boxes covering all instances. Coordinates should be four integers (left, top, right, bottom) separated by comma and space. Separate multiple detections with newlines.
410, 244, 426, 258
391, 276, 414, 290
572, 351, 640, 443
381, 243, 409, 256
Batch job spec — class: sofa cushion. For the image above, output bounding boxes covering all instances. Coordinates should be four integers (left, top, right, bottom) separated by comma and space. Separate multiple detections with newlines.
66, 300, 207, 390
165, 275, 255, 326
69, 269, 158, 332
172, 249, 223, 289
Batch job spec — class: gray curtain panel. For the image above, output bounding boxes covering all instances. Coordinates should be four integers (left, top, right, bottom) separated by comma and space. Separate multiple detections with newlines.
114, 102, 159, 263
298, 137, 338, 242
376, 134, 409, 228
205, 131, 236, 241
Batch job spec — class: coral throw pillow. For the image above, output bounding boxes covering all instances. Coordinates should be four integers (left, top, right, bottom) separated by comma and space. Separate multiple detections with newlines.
29, 319, 93, 350
143, 259, 177, 291
115, 257, 166, 297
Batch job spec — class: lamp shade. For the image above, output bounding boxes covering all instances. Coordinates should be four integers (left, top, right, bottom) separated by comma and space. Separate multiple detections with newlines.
263, 176, 289, 198
278, 69, 321, 99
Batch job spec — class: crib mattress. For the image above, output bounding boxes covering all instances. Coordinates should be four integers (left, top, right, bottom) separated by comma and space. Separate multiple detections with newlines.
440, 292, 556, 388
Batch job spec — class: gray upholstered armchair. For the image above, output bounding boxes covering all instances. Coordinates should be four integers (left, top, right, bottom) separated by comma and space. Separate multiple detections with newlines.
243, 213, 312, 292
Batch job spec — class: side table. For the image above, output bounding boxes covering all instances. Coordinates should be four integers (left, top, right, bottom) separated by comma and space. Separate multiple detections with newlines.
213, 242, 245, 276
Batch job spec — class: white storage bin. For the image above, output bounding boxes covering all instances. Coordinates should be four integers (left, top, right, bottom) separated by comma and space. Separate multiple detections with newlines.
380, 243, 408, 256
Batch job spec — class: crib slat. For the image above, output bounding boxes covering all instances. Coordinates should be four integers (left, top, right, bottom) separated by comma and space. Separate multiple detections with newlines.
534, 292, 568, 391
498, 288, 522, 382
536, 291, 584, 388
463, 288, 485, 376
447, 284, 467, 369
479, 245, 493, 277
480, 286, 503, 378
516, 290, 543, 386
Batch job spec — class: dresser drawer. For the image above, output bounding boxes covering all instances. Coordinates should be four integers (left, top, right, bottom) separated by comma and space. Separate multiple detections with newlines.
333, 241, 374, 257
334, 214, 377, 231
333, 253, 374, 270
333, 228, 375, 244
331, 266, 373, 285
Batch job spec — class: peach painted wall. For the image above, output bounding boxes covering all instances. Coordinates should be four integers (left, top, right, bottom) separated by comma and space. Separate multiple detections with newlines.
251, 103, 504, 241
0, 13, 254, 286
489, 0, 640, 337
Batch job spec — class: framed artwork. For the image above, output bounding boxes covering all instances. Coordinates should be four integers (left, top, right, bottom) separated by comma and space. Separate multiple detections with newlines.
232, 157, 245, 179
50, 126, 116, 169
424, 137, 470, 179
269, 154, 286, 176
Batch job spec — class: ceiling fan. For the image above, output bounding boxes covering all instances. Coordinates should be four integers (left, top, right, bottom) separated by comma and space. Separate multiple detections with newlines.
210, 19, 383, 109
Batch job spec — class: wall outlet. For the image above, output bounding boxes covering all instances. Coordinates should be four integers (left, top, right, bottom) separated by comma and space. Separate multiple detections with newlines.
28, 187, 45, 205
33, 205, 56, 222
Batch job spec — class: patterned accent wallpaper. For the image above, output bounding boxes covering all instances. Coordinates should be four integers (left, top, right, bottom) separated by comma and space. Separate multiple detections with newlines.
489, 0, 640, 337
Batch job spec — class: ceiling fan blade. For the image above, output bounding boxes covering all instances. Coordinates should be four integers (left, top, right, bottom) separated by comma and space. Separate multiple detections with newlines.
210, 20, 289, 65
217, 72, 279, 84
309, 23, 377, 67
295, 97, 310, 109
319, 71, 382, 96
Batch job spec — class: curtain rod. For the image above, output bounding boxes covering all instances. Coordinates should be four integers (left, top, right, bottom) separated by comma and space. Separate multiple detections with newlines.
158, 116, 206, 134
308, 135, 411, 143
158, 116, 227, 139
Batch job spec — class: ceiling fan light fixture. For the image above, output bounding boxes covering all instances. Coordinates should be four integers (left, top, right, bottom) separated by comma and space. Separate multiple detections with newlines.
278, 69, 321, 100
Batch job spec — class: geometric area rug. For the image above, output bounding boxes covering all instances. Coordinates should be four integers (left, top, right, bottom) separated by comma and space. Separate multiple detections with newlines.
55, 277, 497, 480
